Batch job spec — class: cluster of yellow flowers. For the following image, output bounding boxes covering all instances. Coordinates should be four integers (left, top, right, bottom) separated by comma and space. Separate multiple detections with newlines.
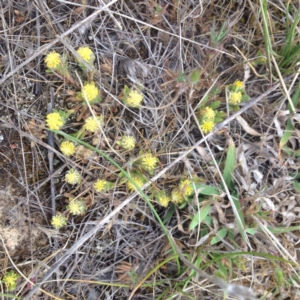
65, 168, 81, 185
2, 270, 19, 291
45, 46, 205, 231
199, 106, 217, 134
46, 111, 65, 131
127, 176, 145, 191
51, 214, 67, 229
122, 86, 144, 108
141, 153, 159, 171
94, 179, 109, 192
45, 51, 62, 69
154, 178, 194, 207
228, 80, 246, 105
81, 82, 100, 103
117, 135, 136, 150
76, 46, 94, 63
67, 199, 86, 215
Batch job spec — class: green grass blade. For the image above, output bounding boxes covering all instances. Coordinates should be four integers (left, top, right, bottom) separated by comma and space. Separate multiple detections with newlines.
222, 138, 236, 189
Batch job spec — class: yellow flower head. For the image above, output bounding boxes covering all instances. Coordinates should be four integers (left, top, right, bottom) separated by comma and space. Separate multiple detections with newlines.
76, 46, 94, 62
94, 179, 108, 192
234, 80, 244, 89
65, 168, 81, 185
125, 89, 143, 108
119, 136, 136, 150
229, 91, 242, 105
2, 271, 19, 291
127, 176, 144, 191
141, 154, 159, 171
157, 195, 170, 207
200, 107, 216, 120
84, 116, 102, 132
200, 120, 215, 134
51, 214, 67, 229
45, 51, 62, 69
67, 199, 86, 215
82, 82, 99, 102
171, 188, 184, 204
46, 112, 65, 130
60, 140, 75, 156
179, 179, 194, 197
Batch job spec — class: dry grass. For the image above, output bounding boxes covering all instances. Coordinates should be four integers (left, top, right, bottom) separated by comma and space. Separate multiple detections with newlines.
0, 0, 300, 299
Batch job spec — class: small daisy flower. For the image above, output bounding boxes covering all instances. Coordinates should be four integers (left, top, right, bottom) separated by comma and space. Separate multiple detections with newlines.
157, 194, 170, 207
125, 89, 143, 108
200, 107, 216, 120
84, 116, 102, 132
171, 188, 184, 204
45, 51, 62, 69
179, 179, 194, 197
67, 199, 86, 216
65, 169, 81, 185
229, 91, 242, 105
46, 112, 65, 130
2, 271, 19, 291
76, 46, 94, 62
82, 82, 99, 102
200, 120, 215, 134
127, 176, 144, 191
141, 153, 159, 171
119, 136, 136, 150
94, 179, 108, 192
51, 214, 67, 229
60, 140, 75, 156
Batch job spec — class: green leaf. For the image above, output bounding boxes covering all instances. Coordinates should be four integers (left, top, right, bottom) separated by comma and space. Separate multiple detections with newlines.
222, 138, 236, 189
189, 205, 211, 230
189, 69, 201, 84
245, 228, 256, 235
211, 228, 228, 245
293, 180, 300, 193
280, 119, 294, 148
193, 184, 220, 196
209, 101, 221, 110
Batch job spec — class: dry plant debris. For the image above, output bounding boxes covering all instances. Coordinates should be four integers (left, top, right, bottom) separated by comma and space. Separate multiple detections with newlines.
0, 0, 300, 299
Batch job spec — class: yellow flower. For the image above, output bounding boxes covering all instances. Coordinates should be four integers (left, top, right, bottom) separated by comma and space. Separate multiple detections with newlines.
51, 215, 67, 229
200, 120, 215, 134
127, 177, 144, 191
94, 179, 108, 192
84, 116, 102, 132
229, 91, 242, 104
125, 89, 143, 108
119, 136, 136, 150
65, 169, 81, 185
158, 195, 170, 207
141, 154, 159, 171
67, 199, 86, 215
2, 271, 19, 291
82, 82, 99, 102
200, 107, 216, 120
234, 80, 244, 89
46, 112, 65, 130
179, 179, 194, 196
171, 188, 184, 204
76, 46, 94, 62
45, 51, 62, 69
60, 141, 75, 156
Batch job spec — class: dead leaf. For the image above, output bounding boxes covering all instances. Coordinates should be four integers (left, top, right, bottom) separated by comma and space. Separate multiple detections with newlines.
236, 115, 262, 136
